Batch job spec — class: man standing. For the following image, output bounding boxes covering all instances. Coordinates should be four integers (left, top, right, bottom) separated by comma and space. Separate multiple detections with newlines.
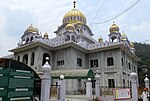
141, 88, 149, 101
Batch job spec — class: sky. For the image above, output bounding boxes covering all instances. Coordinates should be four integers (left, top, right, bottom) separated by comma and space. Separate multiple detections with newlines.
0, 0, 150, 57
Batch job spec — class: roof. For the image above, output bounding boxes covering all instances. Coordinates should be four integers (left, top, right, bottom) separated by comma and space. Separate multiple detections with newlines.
38, 69, 95, 79
9, 40, 139, 61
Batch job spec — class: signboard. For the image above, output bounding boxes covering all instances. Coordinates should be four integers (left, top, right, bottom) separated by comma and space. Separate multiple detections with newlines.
0, 67, 34, 101
113, 88, 131, 100
0, 67, 9, 101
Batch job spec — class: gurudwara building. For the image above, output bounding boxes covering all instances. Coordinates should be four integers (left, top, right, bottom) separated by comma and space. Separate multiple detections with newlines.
10, 2, 139, 94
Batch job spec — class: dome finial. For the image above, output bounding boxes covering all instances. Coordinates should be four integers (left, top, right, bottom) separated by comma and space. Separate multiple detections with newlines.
73, 1, 76, 8
113, 21, 115, 24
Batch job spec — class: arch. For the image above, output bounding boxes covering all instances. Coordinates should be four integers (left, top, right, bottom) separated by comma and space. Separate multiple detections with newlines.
30, 37, 33, 41
71, 35, 76, 42
17, 56, 20, 62
26, 38, 29, 43
42, 53, 50, 66
23, 54, 28, 65
65, 35, 70, 42
30, 52, 35, 66
22, 39, 26, 44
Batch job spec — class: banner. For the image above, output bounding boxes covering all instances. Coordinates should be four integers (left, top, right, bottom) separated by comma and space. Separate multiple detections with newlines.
113, 88, 131, 100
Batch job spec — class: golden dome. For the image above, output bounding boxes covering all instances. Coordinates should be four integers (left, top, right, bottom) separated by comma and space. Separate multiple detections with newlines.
120, 31, 127, 41
98, 36, 103, 42
65, 23, 75, 32
62, 8, 86, 24
44, 32, 49, 39
130, 42, 134, 48
25, 24, 38, 33
109, 21, 119, 33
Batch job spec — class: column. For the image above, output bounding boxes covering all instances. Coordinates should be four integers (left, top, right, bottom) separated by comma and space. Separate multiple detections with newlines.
40, 57, 51, 101
130, 72, 138, 101
86, 78, 92, 101
59, 75, 66, 101
95, 70, 100, 97
144, 74, 149, 90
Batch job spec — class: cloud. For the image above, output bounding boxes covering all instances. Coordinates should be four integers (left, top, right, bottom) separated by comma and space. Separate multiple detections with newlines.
129, 23, 150, 33
0, 0, 150, 57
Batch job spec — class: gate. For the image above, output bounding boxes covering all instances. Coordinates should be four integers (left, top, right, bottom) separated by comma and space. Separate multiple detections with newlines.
0, 67, 34, 101
0, 58, 41, 100
50, 83, 60, 100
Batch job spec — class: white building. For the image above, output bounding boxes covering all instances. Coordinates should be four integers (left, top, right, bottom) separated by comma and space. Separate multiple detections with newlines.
10, 2, 139, 94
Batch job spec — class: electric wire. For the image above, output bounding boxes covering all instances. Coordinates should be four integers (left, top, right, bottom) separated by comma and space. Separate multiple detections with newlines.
92, 0, 142, 24
90, 0, 106, 30
91, 0, 106, 24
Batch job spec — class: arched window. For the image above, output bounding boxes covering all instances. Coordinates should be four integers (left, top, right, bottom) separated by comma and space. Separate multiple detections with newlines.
42, 53, 50, 66
17, 56, 20, 62
30, 37, 33, 41
22, 39, 25, 44
71, 36, 75, 42
23, 54, 28, 65
65, 35, 70, 42
26, 38, 29, 43
30, 52, 35, 66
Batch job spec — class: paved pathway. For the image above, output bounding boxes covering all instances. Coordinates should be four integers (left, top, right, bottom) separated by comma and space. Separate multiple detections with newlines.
65, 95, 134, 101
51, 95, 135, 101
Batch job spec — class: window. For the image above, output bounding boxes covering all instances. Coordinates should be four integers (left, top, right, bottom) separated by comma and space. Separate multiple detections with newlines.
126, 61, 128, 68
78, 79, 81, 90
123, 79, 125, 88
107, 57, 114, 66
90, 59, 98, 68
26, 38, 29, 43
17, 56, 20, 62
134, 66, 136, 72
108, 79, 115, 88
23, 54, 28, 65
30, 37, 33, 41
42, 53, 50, 66
57, 60, 64, 66
121, 58, 124, 66
77, 58, 82, 67
129, 63, 131, 70
65, 35, 70, 41
71, 36, 75, 42
31, 52, 35, 66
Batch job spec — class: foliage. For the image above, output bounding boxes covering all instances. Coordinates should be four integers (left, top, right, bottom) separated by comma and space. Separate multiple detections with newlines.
134, 42, 150, 87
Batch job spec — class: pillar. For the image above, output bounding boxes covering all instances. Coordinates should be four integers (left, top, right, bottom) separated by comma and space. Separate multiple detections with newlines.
40, 57, 51, 101
86, 78, 92, 101
130, 72, 138, 101
59, 75, 66, 101
95, 70, 100, 97
144, 74, 149, 90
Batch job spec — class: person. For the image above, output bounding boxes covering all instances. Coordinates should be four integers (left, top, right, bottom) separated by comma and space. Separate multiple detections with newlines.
141, 88, 149, 101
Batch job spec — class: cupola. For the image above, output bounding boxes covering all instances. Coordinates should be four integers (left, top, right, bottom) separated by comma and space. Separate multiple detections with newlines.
44, 32, 49, 39
62, 1, 86, 24
109, 21, 119, 33
24, 24, 39, 34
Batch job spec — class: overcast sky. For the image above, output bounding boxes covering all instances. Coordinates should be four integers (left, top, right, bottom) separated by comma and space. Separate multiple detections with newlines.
0, 0, 149, 56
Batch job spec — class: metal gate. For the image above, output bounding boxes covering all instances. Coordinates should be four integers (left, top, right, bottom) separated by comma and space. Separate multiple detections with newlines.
0, 67, 34, 101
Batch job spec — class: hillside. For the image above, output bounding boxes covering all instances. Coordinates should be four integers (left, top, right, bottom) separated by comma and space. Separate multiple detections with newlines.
134, 42, 150, 87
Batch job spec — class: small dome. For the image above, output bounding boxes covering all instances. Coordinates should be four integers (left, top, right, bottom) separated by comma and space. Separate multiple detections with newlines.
130, 42, 134, 48
130, 72, 137, 77
98, 36, 103, 42
109, 21, 119, 33
144, 77, 149, 82
44, 32, 49, 39
25, 24, 39, 33
121, 31, 127, 41
63, 8, 86, 24
65, 23, 75, 31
